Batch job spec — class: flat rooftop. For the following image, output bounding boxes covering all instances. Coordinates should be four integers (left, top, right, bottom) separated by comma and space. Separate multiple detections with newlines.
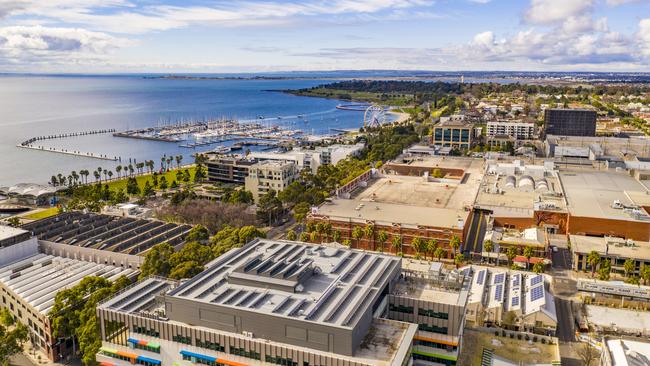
559, 170, 650, 222
587, 305, 650, 333
0, 225, 29, 241
0, 253, 136, 315
315, 174, 472, 229
570, 235, 650, 260
475, 174, 566, 217
395, 259, 469, 306
21, 212, 192, 255
166, 239, 401, 330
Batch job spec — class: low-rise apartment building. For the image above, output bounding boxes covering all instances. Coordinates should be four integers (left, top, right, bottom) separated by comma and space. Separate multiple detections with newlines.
245, 160, 299, 203
486, 121, 536, 140
571, 235, 650, 277
432, 116, 474, 150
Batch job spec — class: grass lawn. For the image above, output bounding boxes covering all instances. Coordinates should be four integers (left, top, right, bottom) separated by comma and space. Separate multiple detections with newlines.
458, 329, 559, 365
23, 207, 59, 220
104, 166, 197, 191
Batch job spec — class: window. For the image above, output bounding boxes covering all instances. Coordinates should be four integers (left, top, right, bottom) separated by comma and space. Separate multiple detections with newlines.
418, 324, 448, 334
265, 355, 298, 366
389, 304, 414, 314
413, 352, 456, 366
133, 343, 160, 353
196, 339, 225, 352
418, 309, 449, 319
173, 334, 192, 345
230, 346, 260, 360
414, 339, 457, 352
133, 326, 159, 338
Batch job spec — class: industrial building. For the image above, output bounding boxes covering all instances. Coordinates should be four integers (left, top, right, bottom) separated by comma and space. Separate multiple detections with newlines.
544, 108, 597, 137
21, 212, 192, 255
0, 226, 138, 361
96, 239, 472, 366
308, 157, 484, 258
571, 235, 650, 276
465, 267, 557, 335
245, 160, 299, 203
545, 135, 650, 160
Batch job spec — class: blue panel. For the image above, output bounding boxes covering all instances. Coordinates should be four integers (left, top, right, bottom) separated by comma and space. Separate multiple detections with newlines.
477, 271, 485, 285
180, 351, 217, 363
511, 296, 519, 307
495, 284, 503, 300
530, 286, 544, 301
127, 338, 139, 344
137, 356, 161, 365
494, 273, 505, 284
531, 275, 543, 286
513, 275, 520, 287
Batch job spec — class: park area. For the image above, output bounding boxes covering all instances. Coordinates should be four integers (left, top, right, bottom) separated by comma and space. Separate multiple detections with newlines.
458, 329, 560, 365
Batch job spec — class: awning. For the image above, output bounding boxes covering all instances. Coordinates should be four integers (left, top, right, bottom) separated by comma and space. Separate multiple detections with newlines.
513, 255, 545, 264
116, 350, 137, 359
180, 350, 217, 363
100, 362, 115, 366
128, 338, 160, 349
137, 356, 162, 365
99, 347, 118, 354
217, 359, 247, 366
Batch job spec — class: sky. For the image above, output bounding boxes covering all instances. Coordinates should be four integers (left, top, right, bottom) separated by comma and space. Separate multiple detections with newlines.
0, 0, 649, 73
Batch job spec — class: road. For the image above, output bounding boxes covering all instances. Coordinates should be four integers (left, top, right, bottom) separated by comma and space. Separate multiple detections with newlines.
464, 209, 487, 257
551, 246, 582, 366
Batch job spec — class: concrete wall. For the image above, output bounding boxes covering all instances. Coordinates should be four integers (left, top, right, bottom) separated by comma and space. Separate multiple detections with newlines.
567, 216, 650, 241
39, 240, 144, 270
0, 236, 38, 266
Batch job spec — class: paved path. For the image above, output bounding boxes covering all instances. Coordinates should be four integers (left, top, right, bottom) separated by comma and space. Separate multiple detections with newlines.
551, 246, 582, 365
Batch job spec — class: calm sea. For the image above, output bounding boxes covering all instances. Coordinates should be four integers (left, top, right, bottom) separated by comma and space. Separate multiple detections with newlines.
0, 75, 372, 186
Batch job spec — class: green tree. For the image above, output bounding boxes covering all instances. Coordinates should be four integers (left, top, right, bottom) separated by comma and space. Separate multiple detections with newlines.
342, 239, 352, 247
299, 232, 309, 242
454, 253, 465, 268
587, 250, 601, 277
170, 241, 214, 272
427, 238, 438, 260
533, 262, 545, 274
169, 261, 204, 280
363, 224, 375, 248
138, 242, 174, 279
624, 259, 636, 278
434, 247, 446, 261
411, 237, 426, 259
392, 235, 402, 254
483, 240, 494, 262
523, 246, 534, 270
450, 236, 461, 257
0, 323, 28, 365
6, 216, 20, 228
332, 230, 341, 243
352, 226, 364, 248
506, 247, 517, 267
142, 180, 154, 197
286, 229, 297, 241
257, 190, 283, 225
186, 225, 210, 242
641, 265, 650, 285
377, 231, 389, 253
598, 259, 612, 281
0, 308, 14, 326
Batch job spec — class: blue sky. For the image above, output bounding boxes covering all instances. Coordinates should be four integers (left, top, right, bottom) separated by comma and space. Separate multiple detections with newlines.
0, 0, 649, 72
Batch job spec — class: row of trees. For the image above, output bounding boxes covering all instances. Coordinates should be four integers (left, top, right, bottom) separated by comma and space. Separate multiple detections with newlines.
138, 225, 266, 280
0, 308, 28, 365
586, 250, 650, 283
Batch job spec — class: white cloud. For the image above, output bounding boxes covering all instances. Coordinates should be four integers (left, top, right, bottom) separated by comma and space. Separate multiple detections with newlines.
640, 18, 650, 57
606, 0, 641, 5
0, 25, 131, 66
524, 0, 593, 25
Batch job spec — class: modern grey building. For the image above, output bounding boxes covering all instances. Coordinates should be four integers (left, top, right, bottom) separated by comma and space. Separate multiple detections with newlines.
96, 239, 470, 366
206, 157, 257, 185
544, 108, 597, 137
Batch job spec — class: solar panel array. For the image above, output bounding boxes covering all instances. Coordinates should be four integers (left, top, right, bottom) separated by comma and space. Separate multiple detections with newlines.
494, 273, 505, 284
511, 296, 519, 307
477, 270, 486, 285
512, 274, 520, 287
494, 284, 503, 301
531, 275, 543, 286
530, 285, 544, 301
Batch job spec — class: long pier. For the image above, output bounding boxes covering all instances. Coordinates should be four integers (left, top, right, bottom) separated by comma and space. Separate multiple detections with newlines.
17, 145, 120, 161
17, 129, 122, 161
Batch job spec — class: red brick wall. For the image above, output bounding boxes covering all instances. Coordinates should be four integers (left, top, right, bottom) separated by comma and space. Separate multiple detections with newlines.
567, 215, 650, 241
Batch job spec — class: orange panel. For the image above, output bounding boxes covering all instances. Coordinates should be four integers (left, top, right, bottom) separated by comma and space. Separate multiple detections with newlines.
414, 335, 458, 347
216, 358, 247, 366
116, 350, 138, 359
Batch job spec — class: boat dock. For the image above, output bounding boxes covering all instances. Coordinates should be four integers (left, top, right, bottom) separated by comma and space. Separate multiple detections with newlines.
19, 129, 116, 146
17, 145, 120, 161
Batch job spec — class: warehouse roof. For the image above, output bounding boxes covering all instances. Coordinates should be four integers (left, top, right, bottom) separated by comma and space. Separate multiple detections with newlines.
0, 254, 136, 315
167, 239, 401, 329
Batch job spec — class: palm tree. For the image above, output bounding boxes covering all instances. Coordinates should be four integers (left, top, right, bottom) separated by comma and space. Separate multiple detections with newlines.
641, 265, 650, 286
342, 239, 352, 247
161, 156, 166, 171
391, 235, 402, 255
363, 224, 374, 249
454, 253, 465, 268
411, 237, 426, 259
176, 155, 183, 169
523, 246, 534, 270
598, 259, 611, 281
587, 250, 601, 277
533, 262, 545, 274
484, 240, 494, 264
624, 259, 636, 278
322, 223, 332, 242
352, 227, 363, 248
427, 239, 438, 260
108, 170, 113, 180
434, 247, 446, 261
93, 171, 100, 182
450, 236, 461, 258
116, 165, 122, 178
506, 247, 517, 268
377, 231, 388, 253
332, 230, 341, 243
128, 164, 134, 176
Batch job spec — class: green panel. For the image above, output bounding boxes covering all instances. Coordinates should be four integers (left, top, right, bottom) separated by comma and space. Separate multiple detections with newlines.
99, 347, 118, 354
412, 349, 457, 362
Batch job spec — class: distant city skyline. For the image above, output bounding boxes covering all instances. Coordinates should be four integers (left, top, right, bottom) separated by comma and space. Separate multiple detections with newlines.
0, 0, 649, 73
